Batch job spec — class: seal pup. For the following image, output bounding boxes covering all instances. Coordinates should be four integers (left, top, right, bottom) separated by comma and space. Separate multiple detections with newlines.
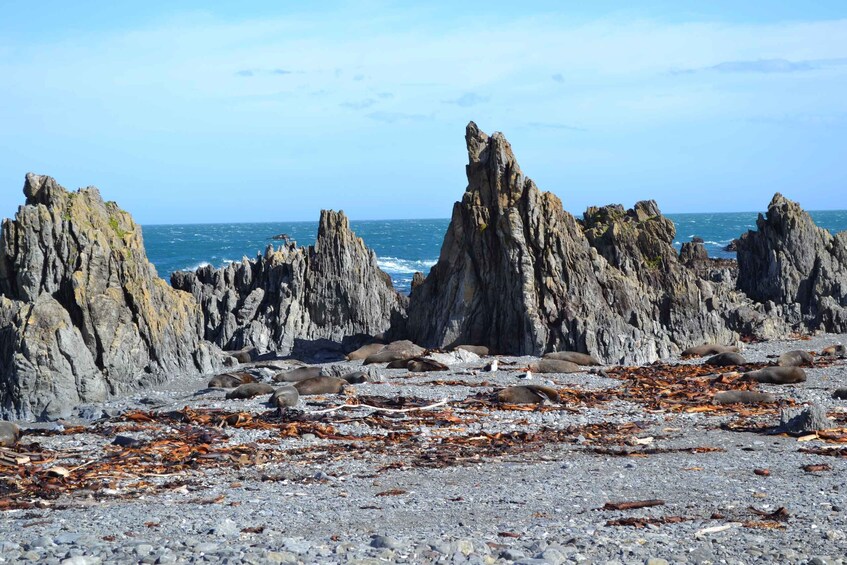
821, 344, 846, 358
681, 344, 739, 358
346, 343, 386, 361
208, 372, 256, 389
341, 371, 370, 384
294, 376, 348, 396
777, 350, 815, 367
529, 359, 581, 374
406, 358, 449, 372
704, 352, 747, 367
743, 366, 806, 385
269, 386, 300, 409
497, 385, 559, 405
713, 390, 776, 405
273, 366, 322, 383
0, 421, 21, 447
543, 352, 600, 366
454, 345, 490, 356
226, 382, 275, 400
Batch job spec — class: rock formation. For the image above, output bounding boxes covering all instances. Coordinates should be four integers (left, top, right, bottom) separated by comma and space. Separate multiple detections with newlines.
405, 122, 737, 363
0, 174, 218, 420
737, 193, 847, 332
171, 210, 406, 356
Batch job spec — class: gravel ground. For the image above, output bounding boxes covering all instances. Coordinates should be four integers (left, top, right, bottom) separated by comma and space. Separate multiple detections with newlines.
2, 334, 847, 565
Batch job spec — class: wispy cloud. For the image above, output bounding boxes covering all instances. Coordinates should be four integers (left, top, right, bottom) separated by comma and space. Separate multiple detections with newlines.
674, 57, 847, 75
366, 111, 430, 123
236, 69, 254, 77
551, 73, 564, 82
444, 92, 488, 107
340, 98, 377, 110
236, 67, 294, 77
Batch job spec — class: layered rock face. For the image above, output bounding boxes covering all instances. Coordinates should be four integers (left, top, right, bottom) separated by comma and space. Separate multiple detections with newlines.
0, 174, 218, 420
406, 122, 736, 363
171, 210, 406, 356
737, 193, 847, 331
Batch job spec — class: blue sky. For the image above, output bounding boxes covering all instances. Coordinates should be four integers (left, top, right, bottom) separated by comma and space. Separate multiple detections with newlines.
1, 1, 845, 223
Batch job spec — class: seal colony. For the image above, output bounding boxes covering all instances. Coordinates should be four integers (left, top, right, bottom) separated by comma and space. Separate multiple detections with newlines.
1, 123, 847, 561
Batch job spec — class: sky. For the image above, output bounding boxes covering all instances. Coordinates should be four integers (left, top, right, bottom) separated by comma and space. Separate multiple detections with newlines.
1, 1, 845, 224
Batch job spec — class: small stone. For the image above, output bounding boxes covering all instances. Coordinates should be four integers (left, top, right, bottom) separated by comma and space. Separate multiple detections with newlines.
265, 551, 297, 564
134, 544, 154, 556
370, 535, 400, 550
194, 543, 219, 554
780, 405, 832, 434
210, 518, 239, 537
646, 559, 669, 565
31, 536, 56, 548
60, 558, 102, 565
454, 539, 474, 556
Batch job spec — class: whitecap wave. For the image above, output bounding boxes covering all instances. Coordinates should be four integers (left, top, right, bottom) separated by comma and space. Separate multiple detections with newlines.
377, 257, 437, 274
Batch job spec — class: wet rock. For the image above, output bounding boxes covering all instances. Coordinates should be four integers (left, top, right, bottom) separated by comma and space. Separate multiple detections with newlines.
172, 210, 406, 356
0, 174, 220, 420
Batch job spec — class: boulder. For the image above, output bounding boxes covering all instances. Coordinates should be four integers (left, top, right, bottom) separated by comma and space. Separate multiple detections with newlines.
0, 174, 219, 420
172, 210, 407, 356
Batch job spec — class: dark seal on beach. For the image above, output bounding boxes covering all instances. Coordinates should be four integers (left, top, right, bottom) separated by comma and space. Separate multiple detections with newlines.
208, 372, 256, 389
704, 352, 747, 367
497, 385, 559, 405
681, 344, 739, 358
713, 390, 776, 405
269, 386, 300, 409
346, 343, 386, 361
821, 344, 846, 358
777, 350, 815, 367
294, 376, 348, 396
225, 382, 275, 400
273, 366, 322, 383
543, 352, 600, 366
454, 345, 490, 356
529, 359, 581, 374
341, 371, 369, 384
0, 421, 22, 447
743, 366, 806, 385
363, 340, 425, 365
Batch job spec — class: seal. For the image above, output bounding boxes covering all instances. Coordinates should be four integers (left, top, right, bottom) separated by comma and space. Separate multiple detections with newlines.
341, 371, 369, 384
496, 385, 559, 405
294, 376, 348, 396
704, 352, 747, 367
226, 382, 275, 400
208, 372, 256, 389
0, 420, 21, 447
777, 350, 815, 367
346, 343, 386, 361
681, 344, 739, 358
454, 345, 490, 356
543, 352, 600, 366
528, 359, 581, 374
269, 385, 300, 409
225, 346, 259, 364
363, 340, 425, 365
406, 358, 449, 372
273, 366, 322, 383
821, 344, 846, 358
713, 390, 776, 405
743, 366, 806, 385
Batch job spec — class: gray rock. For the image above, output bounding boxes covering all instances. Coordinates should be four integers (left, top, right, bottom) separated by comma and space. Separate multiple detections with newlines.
0, 174, 220, 420
171, 210, 406, 356
737, 193, 847, 332
370, 536, 401, 550
780, 405, 833, 434
405, 122, 739, 364
210, 519, 240, 537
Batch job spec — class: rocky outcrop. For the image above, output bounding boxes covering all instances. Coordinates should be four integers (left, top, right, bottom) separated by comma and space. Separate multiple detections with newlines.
171, 210, 406, 356
737, 193, 847, 332
405, 122, 737, 363
0, 174, 219, 420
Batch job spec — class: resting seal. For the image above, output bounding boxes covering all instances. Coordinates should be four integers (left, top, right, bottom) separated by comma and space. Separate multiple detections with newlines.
341, 371, 370, 384
821, 344, 846, 358
208, 372, 256, 389
269, 386, 300, 408
713, 390, 776, 405
528, 359, 581, 374
497, 385, 559, 405
273, 366, 322, 383
0, 421, 21, 447
454, 345, 490, 356
743, 366, 806, 385
543, 352, 600, 366
682, 344, 739, 358
346, 343, 386, 361
226, 382, 275, 400
363, 340, 425, 365
294, 376, 348, 396
704, 352, 747, 367
777, 350, 815, 367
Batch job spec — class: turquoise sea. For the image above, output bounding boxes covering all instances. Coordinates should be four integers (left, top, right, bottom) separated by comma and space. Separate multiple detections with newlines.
142, 210, 847, 295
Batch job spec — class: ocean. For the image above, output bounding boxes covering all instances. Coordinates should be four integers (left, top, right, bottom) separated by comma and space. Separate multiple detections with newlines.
142, 210, 847, 295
